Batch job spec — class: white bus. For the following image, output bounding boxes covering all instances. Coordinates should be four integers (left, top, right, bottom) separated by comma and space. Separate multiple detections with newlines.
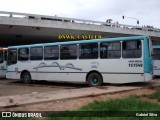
153, 45, 160, 76
0, 48, 7, 78
6, 36, 153, 86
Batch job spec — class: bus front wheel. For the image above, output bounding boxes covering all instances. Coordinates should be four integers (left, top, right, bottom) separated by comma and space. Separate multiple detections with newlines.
22, 72, 31, 84
87, 73, 103, 87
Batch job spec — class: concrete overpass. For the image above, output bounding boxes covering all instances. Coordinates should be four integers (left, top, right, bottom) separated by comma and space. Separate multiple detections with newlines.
0, 11, 160, 47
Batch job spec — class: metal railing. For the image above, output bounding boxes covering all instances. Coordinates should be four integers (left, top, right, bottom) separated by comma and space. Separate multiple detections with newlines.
0, 11, 160, 32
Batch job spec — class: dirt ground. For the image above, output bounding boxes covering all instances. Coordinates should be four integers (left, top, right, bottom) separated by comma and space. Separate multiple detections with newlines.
0, 88, 157, 112
0, 79, 160, 112
0, 79, 87, 96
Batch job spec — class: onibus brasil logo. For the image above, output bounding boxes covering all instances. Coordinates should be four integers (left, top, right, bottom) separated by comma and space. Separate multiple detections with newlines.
1, 112, 42, 118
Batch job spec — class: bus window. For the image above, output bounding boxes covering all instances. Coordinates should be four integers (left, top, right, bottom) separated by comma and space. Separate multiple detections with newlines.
4, 51, 7, 61
0, 51, 3, 63
100, 42, 121, 59
60, 44, 77, 60
44, 46, 59, 60
18, 48, 29, 61
30, 47, 43, 60
79, 43, 98, 59
122, 40, 142, 58
8, 49, 17, 65
152, 40, 160, 45
153, 48, 160, 60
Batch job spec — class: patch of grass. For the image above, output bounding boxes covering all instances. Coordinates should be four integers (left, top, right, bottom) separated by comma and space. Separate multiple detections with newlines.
47, 96, 160, 120
79, 95, 159, 111
148, 89, 160, 99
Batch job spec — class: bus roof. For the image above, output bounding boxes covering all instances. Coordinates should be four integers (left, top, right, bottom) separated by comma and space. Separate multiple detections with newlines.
8, 36, 148, 49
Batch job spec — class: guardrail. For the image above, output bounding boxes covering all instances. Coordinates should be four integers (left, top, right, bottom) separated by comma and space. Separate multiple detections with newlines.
0, 11, 160, 32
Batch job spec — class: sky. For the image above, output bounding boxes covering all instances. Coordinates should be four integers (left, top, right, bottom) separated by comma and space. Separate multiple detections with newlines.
0, 0, 160, 28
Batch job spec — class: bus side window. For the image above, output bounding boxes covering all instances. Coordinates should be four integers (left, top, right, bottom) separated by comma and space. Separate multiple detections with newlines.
8, 49, 17, 65
30, 47, 43, 60
79, 43, 98, 59
44, 46, 59, 60
18, 48, 29, 61
100, 42, 121, 59
60, 44, 77, 60
122, 40, 142, 58
0, 51, 3, 63
153, 48, 160, 60
4, 51, 7, 61
152, 40, 160, 45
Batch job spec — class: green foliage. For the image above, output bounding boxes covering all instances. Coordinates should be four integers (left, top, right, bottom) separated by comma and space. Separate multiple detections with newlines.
148, 89, 160, 99
47, 96, 160, 120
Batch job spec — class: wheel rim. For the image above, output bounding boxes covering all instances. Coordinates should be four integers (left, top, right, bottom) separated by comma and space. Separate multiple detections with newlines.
91, 77, 98, 85
24, 74, 30, 82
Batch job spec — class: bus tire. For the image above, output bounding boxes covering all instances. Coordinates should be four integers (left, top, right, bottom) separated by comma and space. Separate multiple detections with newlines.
22, 72, 31, 84
87, 73, 103, 87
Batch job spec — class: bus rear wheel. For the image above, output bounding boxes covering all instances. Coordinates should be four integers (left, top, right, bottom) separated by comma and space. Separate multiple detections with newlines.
87, 73, 103, 87
22, 72, 31, 84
